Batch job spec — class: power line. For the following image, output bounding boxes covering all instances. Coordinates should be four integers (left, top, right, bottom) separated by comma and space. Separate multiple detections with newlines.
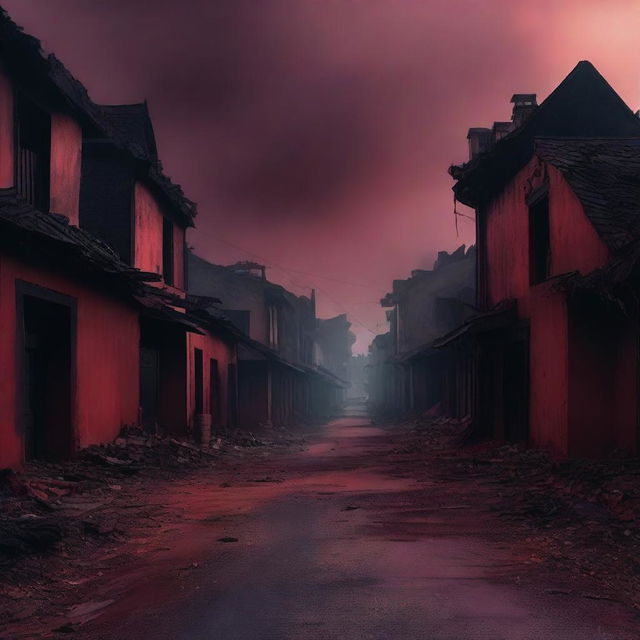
189, 227, 388, 338
191, 227, 382, 290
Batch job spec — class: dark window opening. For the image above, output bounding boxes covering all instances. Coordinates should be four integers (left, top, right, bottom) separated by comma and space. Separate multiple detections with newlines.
21, 293, 73, 460
163, 217, 174, 286
209, 358, 220, 426
15, 95, 51, 212
140, 346, 160, 431
194, 348, 204, 414
529, 195, 551, 284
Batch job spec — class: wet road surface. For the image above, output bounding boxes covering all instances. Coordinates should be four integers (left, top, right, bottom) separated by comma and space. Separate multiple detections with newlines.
80, 416, 639, 639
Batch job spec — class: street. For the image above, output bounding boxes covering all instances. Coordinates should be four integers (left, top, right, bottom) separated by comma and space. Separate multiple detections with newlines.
57, 413, 639, 640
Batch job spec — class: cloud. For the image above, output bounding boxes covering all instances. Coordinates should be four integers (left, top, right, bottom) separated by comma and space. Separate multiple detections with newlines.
4, 0, 638, 352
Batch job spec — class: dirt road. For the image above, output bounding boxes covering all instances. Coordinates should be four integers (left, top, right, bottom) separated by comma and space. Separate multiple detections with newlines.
51, 414, 638, 640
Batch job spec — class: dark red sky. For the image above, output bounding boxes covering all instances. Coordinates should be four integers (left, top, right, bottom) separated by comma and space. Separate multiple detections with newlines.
5, 0, 639, 352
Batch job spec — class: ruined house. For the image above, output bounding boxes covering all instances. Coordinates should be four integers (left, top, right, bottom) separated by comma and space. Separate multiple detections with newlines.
445, 61, 640, 458
187, 252, 345, 426
315, 313, 355, 402
346, 354, 369, 401
79, 100, 241, 437
366, 333, 396, 414
370, 246, 476, 417
0, 10, 241, 468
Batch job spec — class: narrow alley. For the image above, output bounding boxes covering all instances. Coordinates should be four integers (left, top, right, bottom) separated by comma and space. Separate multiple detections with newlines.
4, 411, 636, 639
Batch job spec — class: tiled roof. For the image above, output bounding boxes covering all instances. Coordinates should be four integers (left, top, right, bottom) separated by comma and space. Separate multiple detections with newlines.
536, 138, 640, 251
0, 190, 214, 335
0, 189, 157, 283
450, 61, 640, 207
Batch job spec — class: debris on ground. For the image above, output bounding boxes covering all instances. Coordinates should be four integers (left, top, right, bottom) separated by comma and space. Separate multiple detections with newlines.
383, 413, 640, 612
0, 424, 303, 566
0, 422, 308, 636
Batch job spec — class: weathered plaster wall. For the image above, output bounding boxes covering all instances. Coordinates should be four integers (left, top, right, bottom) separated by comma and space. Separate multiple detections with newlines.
0, 254, 140, 469
485, 158, 610, 315
134, 181, 164, 278
529, 283, 569, 458
50, 112, 82, 224
187, 331, 236, 431
486, 158, 621, 459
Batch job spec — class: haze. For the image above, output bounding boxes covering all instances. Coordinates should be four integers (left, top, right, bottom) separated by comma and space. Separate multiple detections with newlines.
5, 0, 639, 352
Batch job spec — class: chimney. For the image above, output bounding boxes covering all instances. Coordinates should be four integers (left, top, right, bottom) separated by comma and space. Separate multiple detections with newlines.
467, 128, 492, 160
511, 93, 537, 129
492, 121, 512, 142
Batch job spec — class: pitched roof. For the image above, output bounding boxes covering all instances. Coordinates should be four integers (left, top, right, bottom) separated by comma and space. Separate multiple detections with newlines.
451, 61, 640, 207
535, 138, 640, 251
0, 8, 196, 225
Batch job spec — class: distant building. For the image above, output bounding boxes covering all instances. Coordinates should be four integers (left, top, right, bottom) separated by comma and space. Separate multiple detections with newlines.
315, 313, 355, 399
367, 245, 476, 417
347, 354, 369, 400
187, 251, 345, 426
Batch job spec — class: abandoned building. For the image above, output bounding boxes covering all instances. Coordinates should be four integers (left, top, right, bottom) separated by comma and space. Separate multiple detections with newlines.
367, 246, 476, 417
315, 313, 355, 403
444, 61, 640, 459
346, 354, 369, 401
0, 14, 188, 468
0, 10, 280, 468
187, 252, 346, 427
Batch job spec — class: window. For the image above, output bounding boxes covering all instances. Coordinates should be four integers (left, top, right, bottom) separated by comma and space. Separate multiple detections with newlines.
194, 348, 203, 414
162, 217, 174, 286
15, 95, 51, 212
529, 194, 550, 284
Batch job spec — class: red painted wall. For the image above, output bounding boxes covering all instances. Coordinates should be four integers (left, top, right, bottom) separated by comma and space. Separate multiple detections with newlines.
134, 181, 164, 278
133, 180, 187, 293
187, 331, 236, 431
483, 157, 631, 459
50, 112, 82, 225
0, 65, 83, 222
529, 283, 569, 457
0, 254, 140, 469
485, 158, 610, 315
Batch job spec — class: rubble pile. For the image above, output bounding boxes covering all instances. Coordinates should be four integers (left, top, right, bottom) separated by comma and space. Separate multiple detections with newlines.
82, 427, 220, 470
410, 419, 640, 609
0, 424, 306, 569
0, 430, 220, 565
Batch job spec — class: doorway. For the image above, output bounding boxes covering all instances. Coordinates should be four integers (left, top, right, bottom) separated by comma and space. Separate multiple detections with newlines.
18, 284, 75, 460
140, 346, 160, 431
